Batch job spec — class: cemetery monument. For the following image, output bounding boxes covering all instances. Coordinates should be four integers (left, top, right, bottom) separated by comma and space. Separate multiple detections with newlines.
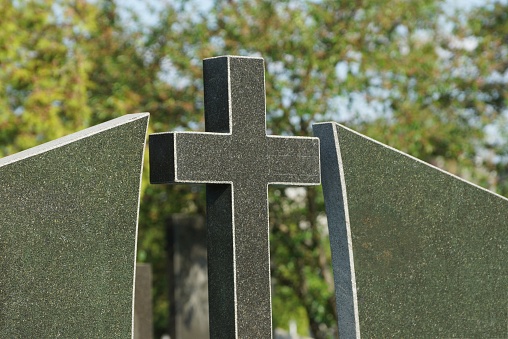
1, 53, 506, 339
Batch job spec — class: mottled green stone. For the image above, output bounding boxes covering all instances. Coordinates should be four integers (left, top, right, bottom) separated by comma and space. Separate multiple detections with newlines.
315, 122, 507, 338
0, 113, 148, 338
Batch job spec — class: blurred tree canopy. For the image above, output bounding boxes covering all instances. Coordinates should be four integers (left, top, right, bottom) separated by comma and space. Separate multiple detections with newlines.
1, 0, 506, 337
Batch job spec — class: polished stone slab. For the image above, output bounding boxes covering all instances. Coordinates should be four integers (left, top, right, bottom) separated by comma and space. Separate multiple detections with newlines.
150, 56, 320, 338
313, 122, 508, 338
0, 113, 149, 338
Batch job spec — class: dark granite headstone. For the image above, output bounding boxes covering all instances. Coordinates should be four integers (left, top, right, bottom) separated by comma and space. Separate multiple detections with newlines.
150, 56, 321, 338
167, 214, 209, 339
0, 113, 149, 338
134, 263, 153, 339
314, 122, 508, 338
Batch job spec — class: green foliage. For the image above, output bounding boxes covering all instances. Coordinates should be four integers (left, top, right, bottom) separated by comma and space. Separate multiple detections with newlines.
0, 0, 93, 154
459, 1, 508, 196
1, 0, 507, 338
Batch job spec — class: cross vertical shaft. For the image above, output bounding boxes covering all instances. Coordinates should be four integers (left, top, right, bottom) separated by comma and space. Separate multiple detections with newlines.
203, 56, 272, 338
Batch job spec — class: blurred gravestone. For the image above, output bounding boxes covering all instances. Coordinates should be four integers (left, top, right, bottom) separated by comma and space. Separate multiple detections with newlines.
134, 263, 153, 339
167, 214, 209, 339
314, 122, 508, 338
0, 113, 149, 338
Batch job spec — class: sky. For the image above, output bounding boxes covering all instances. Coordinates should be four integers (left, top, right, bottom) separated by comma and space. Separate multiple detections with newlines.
120, 0, 505, 25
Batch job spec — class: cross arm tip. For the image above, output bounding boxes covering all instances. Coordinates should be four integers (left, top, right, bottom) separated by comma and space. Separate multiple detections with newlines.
149, 132, 177, 184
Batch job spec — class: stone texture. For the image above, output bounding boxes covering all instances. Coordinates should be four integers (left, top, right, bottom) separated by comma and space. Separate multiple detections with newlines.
0, 113, 149, 338
150, 56, 320, 338
313, 122, 508, 338
134, 263, 153, 339
167, 214, 209, 339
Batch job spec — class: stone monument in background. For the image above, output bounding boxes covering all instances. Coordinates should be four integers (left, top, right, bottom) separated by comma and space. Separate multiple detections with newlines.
134, 263, 154, 339
167, 214, 209, 339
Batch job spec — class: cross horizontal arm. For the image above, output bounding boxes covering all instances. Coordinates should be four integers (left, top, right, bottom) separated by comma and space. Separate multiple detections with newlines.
266, 135, 321, 185
149, 131, 231, 184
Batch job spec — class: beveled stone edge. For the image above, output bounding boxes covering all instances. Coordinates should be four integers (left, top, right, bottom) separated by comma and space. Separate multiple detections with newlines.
0, 113, 150, 168
131, 114, 150, 339
313, 122, 361, 339
314, 121, 508, 202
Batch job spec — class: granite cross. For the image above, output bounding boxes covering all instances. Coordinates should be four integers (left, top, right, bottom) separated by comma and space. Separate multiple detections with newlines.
149, 55, 320, 338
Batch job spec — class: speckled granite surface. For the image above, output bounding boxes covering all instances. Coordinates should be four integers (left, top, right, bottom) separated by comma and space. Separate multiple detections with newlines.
314, 122, 508, 338
0, 113, 148, 338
